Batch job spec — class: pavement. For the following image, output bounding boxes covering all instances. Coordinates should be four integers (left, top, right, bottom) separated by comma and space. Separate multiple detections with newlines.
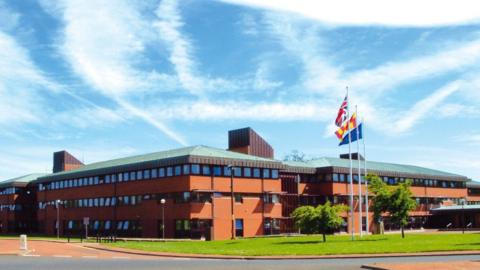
1, 239, 480, 269
362, 261, 480, 270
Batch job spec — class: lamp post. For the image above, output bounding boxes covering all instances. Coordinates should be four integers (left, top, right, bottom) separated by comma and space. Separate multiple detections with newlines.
460, 198, 466, 234
55, 199, 61, 239
160, 198, 166, 239
228, 164, 236, 240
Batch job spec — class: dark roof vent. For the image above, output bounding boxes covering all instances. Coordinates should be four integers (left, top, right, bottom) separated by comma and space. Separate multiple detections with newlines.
340, 153, 364, 161
228, 127, 274, 159
53, 150, 84, 173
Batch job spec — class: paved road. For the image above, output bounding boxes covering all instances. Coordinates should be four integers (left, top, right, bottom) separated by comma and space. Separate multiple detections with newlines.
0, 255, 479, 270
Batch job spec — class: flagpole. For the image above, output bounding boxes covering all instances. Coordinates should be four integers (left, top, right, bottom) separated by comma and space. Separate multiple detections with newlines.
363, 117, 369, 234
346, 86, 354, 241
356, 106, 363, 237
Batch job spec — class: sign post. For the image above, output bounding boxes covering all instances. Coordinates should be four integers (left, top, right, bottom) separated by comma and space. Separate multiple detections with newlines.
83, 217, 90, 239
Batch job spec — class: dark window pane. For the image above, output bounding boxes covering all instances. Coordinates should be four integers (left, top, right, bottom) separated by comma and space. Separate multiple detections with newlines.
243, 168, 251, 178
191, 164, 200, 174
213, 166, 222, 176
202, 165, 211, 175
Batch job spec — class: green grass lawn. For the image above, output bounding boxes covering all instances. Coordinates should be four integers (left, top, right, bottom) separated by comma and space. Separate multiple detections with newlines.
105, 233, 480, 256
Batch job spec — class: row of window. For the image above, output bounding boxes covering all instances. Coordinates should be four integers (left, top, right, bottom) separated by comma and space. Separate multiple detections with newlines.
0, 187, 21, 195
38, 191, 281, 210
38, 165, 280, 191
0, 204, 22, 211
39, 195, 144, 209
302, 173, 466, 188
64, 219, 141, 231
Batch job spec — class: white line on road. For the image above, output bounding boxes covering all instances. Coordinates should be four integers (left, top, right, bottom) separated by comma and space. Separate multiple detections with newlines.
82, 256, 98, 258
53, 255, 73, 258
112, 256, 130, 259
22, 254, 40, 257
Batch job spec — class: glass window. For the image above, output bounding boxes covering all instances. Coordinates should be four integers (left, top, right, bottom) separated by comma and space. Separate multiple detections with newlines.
122, 172, 128, 182
99, 197, 105, 207
333, 173, 339, 182
159, 168, 165, 177
123, 221, 130, 230
131, 195, 136, 205
167, 167, 173, 177
105, 220, 111, 230
130, 171, 136, 181
271, 169, 279, 179
111, 197, 117, 206
234, 167, 242, 177
224, 166, 232, 176
202, 165, 211, 175
117, 221, 123, 230
244, 168, 252, 178
88, 177, 93, 185
175, 166, 182, 176
93, 176, 99, 184
136, 170, 143, 180
151, 168, 158, 178
124, 196, 129, 205
191, 164, 200, 175
105, 175, 111, 183
213, 166, 222, 176
88, 199, 93, 207
263, 169, 270, 178
252, 168, 260, 178
143, 170, 150, 179
105, 197, 111, 207
183, 165, 190, 175
94, 198, 99, 207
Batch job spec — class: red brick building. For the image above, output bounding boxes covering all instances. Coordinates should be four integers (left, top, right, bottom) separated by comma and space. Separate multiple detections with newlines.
0, 127, 476, 239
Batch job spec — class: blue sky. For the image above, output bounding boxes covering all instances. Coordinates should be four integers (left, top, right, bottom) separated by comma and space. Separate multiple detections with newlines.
0, 0, 479, 180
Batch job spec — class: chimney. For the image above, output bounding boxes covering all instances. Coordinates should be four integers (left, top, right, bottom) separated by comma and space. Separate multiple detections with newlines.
228, 127, 274, 159
53, 150, 84, 173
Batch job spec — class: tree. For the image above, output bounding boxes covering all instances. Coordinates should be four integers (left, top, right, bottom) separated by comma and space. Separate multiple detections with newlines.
291, 202, 348, 242
367, 174, 416, 238
283, 150, 306, 162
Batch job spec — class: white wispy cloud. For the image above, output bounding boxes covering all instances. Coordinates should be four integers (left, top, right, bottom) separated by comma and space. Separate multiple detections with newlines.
154, 0, 202, 94
148, 100, 333, 121
395, 81, 462, 133
262, 13, 480, 135
51, 0, 188, 145
219, 0, 480, 27
0, 31, 56, 126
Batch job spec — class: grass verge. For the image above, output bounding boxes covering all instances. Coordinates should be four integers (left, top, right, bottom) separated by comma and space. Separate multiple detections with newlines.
105, 233, 480, 256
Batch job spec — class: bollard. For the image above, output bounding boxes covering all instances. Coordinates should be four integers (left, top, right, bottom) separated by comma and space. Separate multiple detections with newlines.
19, 234, 28, 251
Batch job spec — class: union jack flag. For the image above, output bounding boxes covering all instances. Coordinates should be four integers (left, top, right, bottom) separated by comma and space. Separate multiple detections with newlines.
335, 95, 348, 127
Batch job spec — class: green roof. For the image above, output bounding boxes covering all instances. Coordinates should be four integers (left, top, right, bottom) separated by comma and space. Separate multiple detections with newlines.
285, 157, 467, 180
37, 145, 282, 181
0, 173, 47, 188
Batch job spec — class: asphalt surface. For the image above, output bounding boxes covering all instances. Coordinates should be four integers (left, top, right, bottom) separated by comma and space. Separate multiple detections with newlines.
0, 255, 479, 270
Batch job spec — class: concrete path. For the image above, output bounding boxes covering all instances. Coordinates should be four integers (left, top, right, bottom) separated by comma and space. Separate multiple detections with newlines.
363, 261, 480, 270
0, 239, 172, 260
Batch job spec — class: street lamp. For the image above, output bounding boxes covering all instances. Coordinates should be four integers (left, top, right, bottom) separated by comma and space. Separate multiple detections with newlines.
160, 198, 166, 240
227, 164, 236, 240
55, 199, 61, 239
460, 198, 466, 234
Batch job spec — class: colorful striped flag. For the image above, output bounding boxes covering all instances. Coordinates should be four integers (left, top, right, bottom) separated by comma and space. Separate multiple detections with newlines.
335, 112, 357, 140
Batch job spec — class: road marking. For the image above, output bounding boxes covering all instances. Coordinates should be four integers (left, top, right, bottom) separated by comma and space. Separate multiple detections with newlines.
112, 256, 130, 259
82, 256, 98, 259
53, 255, 73, 258
22, 254, 40, 257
